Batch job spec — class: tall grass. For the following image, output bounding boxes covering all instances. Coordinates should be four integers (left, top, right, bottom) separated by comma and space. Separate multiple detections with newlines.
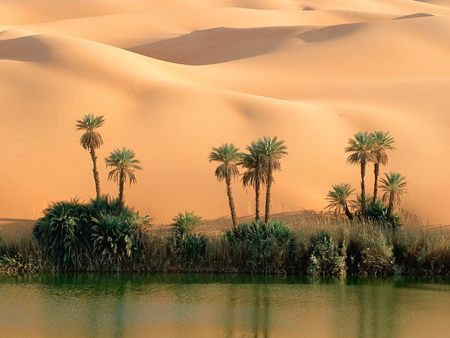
1, 208, 449, 276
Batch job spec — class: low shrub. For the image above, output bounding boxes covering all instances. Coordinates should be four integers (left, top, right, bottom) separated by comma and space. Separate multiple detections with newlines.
33, 199, 92, 271
366, 200, 401, 229
225, 220, 295, 274
33, 197, 151, 272
171, 212, 207, 267
308, 230, 346, 277
393, 230, 450, 276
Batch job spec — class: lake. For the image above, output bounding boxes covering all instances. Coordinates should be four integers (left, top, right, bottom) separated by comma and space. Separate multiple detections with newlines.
0, 274, 449, 337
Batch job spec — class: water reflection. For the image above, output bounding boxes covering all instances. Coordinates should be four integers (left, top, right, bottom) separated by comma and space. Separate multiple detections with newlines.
0, 274, 449, 337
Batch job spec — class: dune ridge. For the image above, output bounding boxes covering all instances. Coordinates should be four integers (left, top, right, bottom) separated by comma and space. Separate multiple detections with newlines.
0, 0, 449, 225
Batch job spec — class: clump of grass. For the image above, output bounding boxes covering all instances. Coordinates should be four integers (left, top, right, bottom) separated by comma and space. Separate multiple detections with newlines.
347, 225, 394, 277
393, 229, 450, 276
2, 207, 449, 277
307, 230, 346, 277
225, 220, 295, 274
171, 212, 207, 269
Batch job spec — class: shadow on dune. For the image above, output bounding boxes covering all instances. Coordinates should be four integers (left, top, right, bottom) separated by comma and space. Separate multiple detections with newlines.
393, 12, 435, 20
296, 22, 362, 43
0, 35, 50, 62
128, 26, 309, 65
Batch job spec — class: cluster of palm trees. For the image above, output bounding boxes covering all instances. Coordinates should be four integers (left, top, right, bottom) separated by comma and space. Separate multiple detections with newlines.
326, 131, 408, 221
76, 114, 142, 209
209, 137, 288, 231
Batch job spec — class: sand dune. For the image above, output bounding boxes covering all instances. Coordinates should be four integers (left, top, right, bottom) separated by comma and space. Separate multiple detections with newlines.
0, 0, 449, 225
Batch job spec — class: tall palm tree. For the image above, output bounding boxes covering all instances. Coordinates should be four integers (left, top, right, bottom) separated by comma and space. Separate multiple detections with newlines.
105, 148, 142, 209
380, 172, 407, 218
209, 143, 241, 231
239, 142, 267, 221
256, 137, 288, 223
326, 183, 355, 221
345, 132, 374, 220
370, 131, 395, 206
76, 114, 105, 199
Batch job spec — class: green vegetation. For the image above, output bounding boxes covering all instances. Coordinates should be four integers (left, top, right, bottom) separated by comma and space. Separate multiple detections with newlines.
239, 141, 266, 222
76, 114, 105, 199
105, 148, 142, 210
209, 144, 241, 231
1, 219, 448, 276
0, 114, 447, 277
345, 132, 374, 220
31, 197, 150, 272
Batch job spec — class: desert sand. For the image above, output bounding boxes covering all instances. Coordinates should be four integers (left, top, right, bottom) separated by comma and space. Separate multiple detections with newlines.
0, 0, 449, 225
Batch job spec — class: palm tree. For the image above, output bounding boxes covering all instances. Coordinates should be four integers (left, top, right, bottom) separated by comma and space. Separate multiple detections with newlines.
256, 137, 288, 223
370, 131, 395, 206
105, 148, 142, 209
326, 183, 355, 221
345, 132, 374, 220
380, 172, 407, 218
239, 142, 267, 221
209, 143, 241, 231
76, 114, 105, 199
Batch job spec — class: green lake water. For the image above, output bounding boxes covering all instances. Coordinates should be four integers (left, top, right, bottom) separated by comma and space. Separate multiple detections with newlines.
0, 274, 449, 338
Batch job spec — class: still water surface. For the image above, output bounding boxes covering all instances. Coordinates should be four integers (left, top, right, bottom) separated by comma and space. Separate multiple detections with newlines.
0, 274, 449, 338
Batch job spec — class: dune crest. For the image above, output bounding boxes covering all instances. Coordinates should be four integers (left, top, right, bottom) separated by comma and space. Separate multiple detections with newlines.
0, 0, 449, 225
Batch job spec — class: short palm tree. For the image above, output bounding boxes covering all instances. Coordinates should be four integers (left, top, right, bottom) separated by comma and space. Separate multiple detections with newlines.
76, 114, 105, 199
239, 142, 267, 221
370, 131, 395, 205
345, 132, 374, 220
256, 136, 288, 223
209, 143, 241, 231
105, 148, 142, 209
380, 172, 407, 218
326, 183, 355, 221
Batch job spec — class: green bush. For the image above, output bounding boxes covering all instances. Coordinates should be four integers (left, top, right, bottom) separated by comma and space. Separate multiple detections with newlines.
308, 231, 346, 277
33, 199, 93, 271
33, 197, 150, 272
171, 212, 207, 266
91, 214, 134, 270
358, 227, 394, 277
347, 226, 394, 277
225, 220, 295, 274
366, 200, 401, 229
393, 230, 450, 276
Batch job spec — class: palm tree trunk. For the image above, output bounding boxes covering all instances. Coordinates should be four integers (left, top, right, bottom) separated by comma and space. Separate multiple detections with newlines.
372, 162, 380, 206
255, 166, 260, 221
264, 165, 273, 224
118, 170, 125, 211
387, 191, 395, 218
344, 203, 353, 221
360, 159, 367, 220
89, 148, 101, 199
226, 176, 237, 231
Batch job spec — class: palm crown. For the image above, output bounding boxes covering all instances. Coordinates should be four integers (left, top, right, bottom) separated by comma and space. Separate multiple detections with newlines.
240, 142, 267, 188
209, 143, 241, 181
105, 148, 142, 184
345, 132, 374, 165
380, 172, 407, 207
326, 183, 355, 214
256, 136, 288, 172
76, 114, 105, 150
370, 131, 395, 166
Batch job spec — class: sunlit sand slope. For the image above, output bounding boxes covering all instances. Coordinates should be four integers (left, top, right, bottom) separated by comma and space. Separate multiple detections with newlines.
0, 0, 449, 224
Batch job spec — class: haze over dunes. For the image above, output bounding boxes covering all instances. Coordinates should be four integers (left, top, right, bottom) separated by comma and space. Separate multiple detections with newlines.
0, 0, 449, 224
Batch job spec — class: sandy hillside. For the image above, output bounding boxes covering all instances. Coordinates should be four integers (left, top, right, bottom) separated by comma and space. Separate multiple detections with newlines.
0, 0, 449, 225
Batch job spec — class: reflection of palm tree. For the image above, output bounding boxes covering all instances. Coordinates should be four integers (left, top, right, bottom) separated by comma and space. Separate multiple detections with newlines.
113, 277, 127, 338
224, 284, 237, 338
250, 283, 271, 338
